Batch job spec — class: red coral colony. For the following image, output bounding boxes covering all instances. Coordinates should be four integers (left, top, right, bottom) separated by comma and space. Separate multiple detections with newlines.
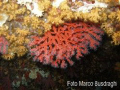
28, 21, 104, 68
0, 36, 9, 54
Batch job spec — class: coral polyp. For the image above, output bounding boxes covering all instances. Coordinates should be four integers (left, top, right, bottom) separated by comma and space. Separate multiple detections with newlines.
29, 21, 104, 68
